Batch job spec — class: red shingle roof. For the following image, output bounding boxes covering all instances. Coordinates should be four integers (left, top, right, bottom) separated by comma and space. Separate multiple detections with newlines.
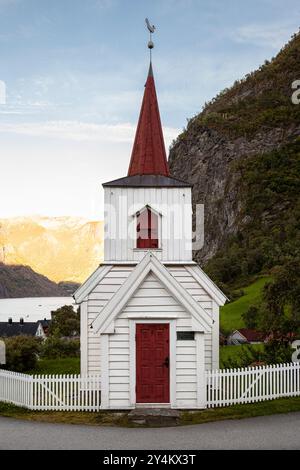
127, 63, 169, 177
238, 328, 264, 342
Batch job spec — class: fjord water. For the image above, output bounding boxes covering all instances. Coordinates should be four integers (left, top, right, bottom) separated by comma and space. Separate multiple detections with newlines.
0, 297, 75, 322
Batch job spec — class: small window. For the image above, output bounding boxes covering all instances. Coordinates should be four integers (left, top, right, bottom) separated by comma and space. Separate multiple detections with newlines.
177, 331, 195, 341
136, 207, 158, 249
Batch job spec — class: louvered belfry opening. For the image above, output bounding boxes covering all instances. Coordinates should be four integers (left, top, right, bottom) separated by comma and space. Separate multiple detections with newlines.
136, 207, 159, 249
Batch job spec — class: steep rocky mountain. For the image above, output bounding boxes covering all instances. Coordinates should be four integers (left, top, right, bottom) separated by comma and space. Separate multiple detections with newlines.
0, 263, 77, 298
0, 216, 104, 283
169, 31, 300, 287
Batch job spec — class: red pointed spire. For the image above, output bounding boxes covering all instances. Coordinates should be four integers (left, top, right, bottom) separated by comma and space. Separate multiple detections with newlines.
128, 63, 170, 176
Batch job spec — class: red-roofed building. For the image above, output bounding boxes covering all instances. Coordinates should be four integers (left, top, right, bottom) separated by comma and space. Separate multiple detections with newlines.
228, 328, 265, 345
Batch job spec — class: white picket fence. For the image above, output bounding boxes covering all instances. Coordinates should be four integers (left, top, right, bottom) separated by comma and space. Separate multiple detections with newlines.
206, 362, 300, 408
0, 369, 101, 411
0, 363, 300, 411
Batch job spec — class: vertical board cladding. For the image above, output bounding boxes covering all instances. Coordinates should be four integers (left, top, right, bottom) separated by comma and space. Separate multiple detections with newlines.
176, 337, 197, 408
168, 265, 214, 371
84, 264, 215, 379
108, 317, 130, 408
104, 271, 212, 409
86, 265, 134, 376
104, 186, 192, 262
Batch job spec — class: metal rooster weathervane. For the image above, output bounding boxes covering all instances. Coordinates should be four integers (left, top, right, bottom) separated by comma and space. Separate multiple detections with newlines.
145, 18, 155, 60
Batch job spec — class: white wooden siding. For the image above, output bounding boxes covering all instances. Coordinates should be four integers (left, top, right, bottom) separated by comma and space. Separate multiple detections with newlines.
168, 265, 214, 370
104, 187, 193, 262
105, 272, 211, 409
84, 264, 217, 377
86, 266, 134, 375
176, 339, 197, 407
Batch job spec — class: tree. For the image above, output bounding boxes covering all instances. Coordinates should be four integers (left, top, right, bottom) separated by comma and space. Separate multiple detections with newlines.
49, 305, 80, 337
242, 305, 260, 329
257, 259, 300, 363
260, 259, 300, 335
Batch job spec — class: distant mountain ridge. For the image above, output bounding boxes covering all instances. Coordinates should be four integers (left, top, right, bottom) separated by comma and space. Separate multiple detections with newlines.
0, 216, 104, 283
0, 263, 79, 298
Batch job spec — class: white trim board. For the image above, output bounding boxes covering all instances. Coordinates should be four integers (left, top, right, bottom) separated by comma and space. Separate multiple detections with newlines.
74, 265, 112, 303
92, 252, 213, 334
80, 301, 88, 376
100, 334, 109, 409
186, 265, 227, 306
129, 203, 164, 218
101, 261, 197, 265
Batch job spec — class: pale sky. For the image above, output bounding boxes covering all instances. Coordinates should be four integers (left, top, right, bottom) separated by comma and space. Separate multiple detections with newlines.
0, 0, 299, 219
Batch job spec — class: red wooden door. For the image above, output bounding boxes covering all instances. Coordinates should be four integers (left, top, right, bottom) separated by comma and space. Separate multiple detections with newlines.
136, 324, 170, 403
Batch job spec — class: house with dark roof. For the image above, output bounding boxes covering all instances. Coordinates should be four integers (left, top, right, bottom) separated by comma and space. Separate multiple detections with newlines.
38, 318, 51, 337
227, 328, 264, 345
0, 318, 46, 339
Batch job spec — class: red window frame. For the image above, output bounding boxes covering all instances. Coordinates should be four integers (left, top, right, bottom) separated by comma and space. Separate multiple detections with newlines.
136, 207, 159, 249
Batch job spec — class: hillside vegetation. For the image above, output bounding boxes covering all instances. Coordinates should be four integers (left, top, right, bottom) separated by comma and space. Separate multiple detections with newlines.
184, 31, 300, 140
169, 31, 300, 294
220, 276, 272, 333
206, 139, 300, 288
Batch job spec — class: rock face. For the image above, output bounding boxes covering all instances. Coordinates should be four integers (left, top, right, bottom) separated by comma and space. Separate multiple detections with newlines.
169, 126, 300, 265
169, 32, 300, 267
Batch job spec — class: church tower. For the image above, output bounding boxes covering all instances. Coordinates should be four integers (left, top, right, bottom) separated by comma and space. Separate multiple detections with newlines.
103, 62, 193, 264
75, 27, 226, 410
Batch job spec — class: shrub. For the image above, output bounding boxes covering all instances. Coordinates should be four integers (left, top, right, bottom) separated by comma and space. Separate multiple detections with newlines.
221, 344, 264, 369
3, 336, 42, 372
40, 337, 80, 359
264, 339, 293, 364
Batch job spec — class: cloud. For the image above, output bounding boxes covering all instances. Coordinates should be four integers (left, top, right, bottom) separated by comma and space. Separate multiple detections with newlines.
0, 120, 179, 147
233, 23, 298, 49
0, 101, 55, 115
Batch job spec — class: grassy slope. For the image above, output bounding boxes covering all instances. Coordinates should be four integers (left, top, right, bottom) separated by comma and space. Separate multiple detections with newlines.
220, 276, 272, 333
219, 344, 264, 368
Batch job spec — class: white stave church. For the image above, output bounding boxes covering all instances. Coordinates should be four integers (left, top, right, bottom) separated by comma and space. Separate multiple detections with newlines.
74, 60, 226, 410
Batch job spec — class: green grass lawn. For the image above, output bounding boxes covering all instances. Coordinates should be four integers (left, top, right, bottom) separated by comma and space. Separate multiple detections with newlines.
1, 396, 300, 428
220, 344, 264, 368
26, 357, 80, 375
220, 276, 272, 333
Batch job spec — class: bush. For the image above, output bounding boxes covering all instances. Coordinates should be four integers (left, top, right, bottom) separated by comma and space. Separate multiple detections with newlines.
264, 339, 293, 364
3, 336, 42, 372
221, 344, 264, 369
40, 337, 80, 359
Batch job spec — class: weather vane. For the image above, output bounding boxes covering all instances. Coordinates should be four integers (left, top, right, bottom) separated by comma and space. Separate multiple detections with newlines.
145, 18, 155, 61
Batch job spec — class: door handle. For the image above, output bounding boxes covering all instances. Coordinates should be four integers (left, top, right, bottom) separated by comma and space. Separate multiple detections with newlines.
163, 357, 169, 368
